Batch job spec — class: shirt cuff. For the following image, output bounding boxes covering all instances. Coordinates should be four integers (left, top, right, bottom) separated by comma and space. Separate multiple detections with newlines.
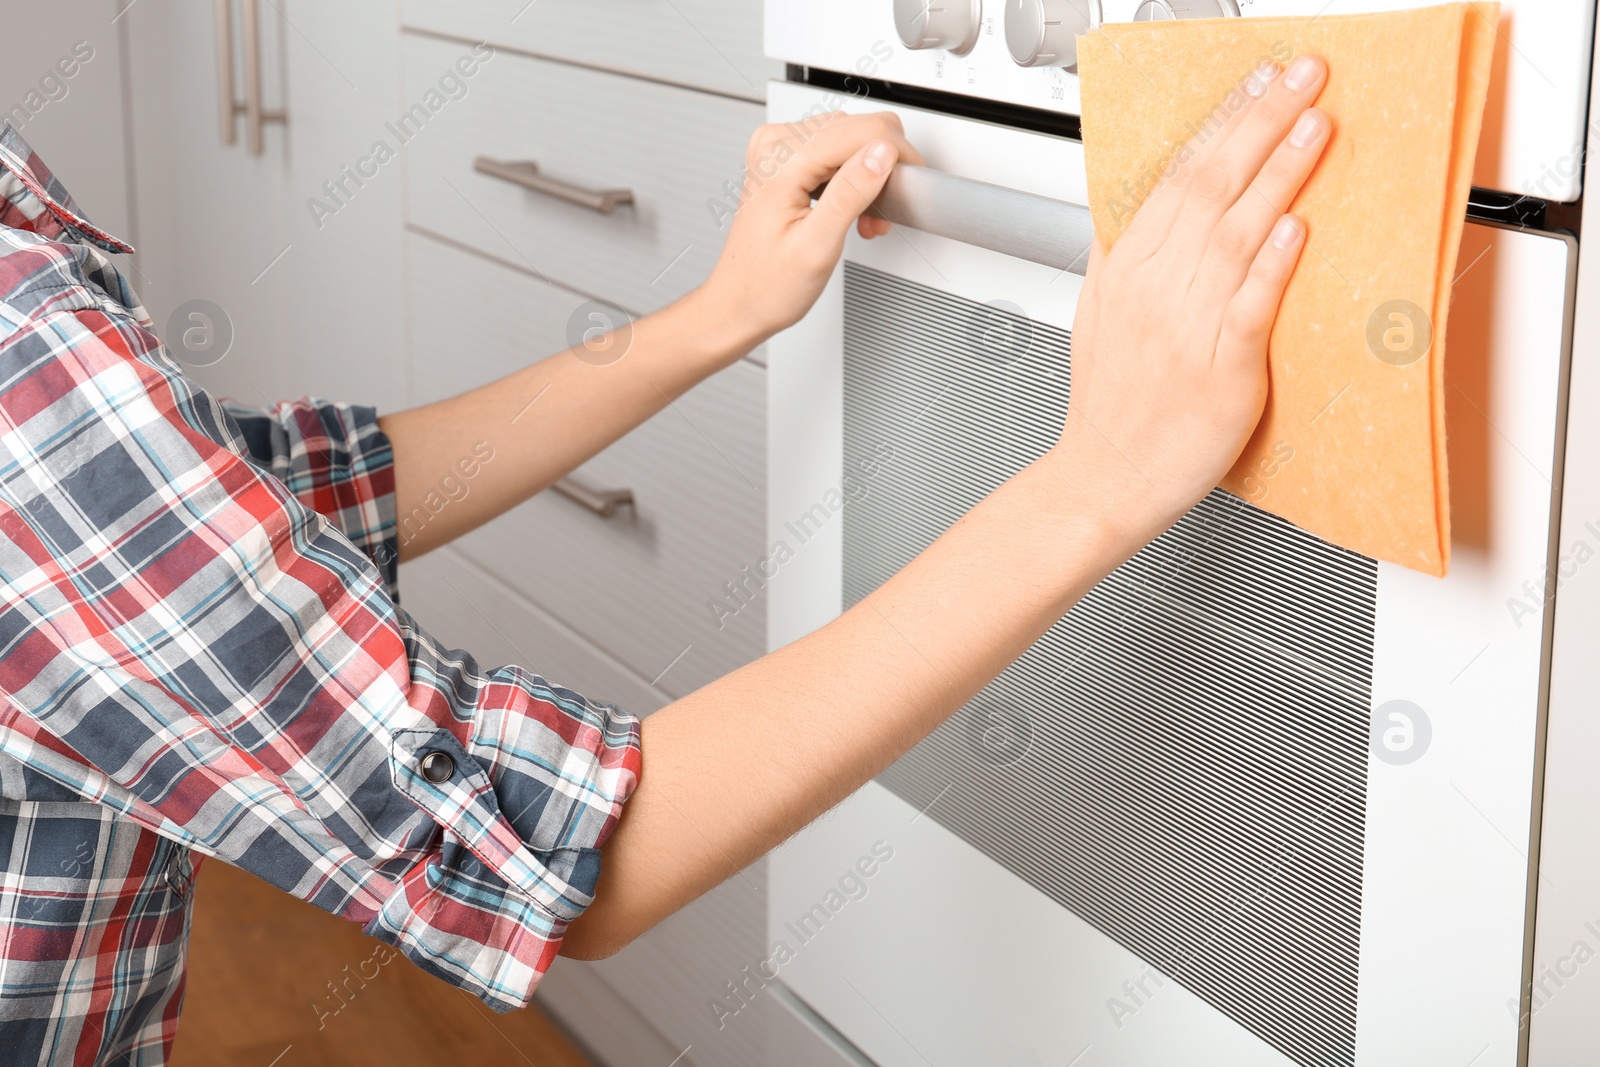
362, 664, 642, 1012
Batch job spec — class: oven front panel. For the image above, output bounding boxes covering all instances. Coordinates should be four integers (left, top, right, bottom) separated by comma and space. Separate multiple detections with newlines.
766, 81, 1567, 1066
764, 0, 1594, 201
842, 261, 1376, 1067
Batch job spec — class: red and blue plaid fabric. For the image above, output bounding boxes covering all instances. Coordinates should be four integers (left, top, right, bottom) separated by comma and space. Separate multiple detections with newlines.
0, 122, 641, 1065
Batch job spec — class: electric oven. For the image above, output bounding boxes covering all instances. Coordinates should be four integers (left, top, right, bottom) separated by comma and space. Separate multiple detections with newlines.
762, 3, 1597, 1064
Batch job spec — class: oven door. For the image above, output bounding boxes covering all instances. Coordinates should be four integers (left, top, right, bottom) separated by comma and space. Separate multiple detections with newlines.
765, 81, 1574, 1067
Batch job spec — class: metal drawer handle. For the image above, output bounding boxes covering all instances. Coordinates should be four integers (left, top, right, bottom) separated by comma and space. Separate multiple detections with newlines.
214, 0, 287, 154
240, 0, 287, 155
818, 163, 1096, 276
473, 156, 636, 215
552, 477, 635, 518
214, 0, 235, 145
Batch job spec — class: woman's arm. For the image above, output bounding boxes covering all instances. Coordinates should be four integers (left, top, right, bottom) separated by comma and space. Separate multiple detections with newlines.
561, 53, 1333, 959
379, 112, 921, 560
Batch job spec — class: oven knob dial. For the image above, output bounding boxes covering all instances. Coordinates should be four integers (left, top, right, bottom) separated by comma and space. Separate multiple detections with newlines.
1133, 0, 1241, 20
893, 0, 984, 56
1004, 0, 1102, 70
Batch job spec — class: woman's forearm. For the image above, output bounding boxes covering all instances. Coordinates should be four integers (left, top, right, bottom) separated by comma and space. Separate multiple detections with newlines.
377, 286, 756, 560
560, 451, 1139, 958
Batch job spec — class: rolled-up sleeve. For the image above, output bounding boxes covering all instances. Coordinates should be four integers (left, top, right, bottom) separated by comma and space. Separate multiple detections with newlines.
221, 397, 400, 598
0, 305, 640, 1011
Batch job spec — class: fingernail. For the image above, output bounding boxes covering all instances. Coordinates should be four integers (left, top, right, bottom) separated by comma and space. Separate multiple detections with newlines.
1244, 61, 1279, 98
1272, 215, 1303, 249
1284, 54, 1321, 92
864, 142, 894, 175
1289, 109, 1324, 148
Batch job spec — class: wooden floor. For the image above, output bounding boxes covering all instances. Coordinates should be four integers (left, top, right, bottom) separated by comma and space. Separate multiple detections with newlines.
171, 859, 595, 1067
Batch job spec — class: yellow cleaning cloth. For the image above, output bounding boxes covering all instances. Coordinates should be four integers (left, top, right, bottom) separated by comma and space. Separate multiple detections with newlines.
1079, 2, 1498, 576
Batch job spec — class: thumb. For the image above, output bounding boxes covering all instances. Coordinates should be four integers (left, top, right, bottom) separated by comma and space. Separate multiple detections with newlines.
803, 140, 897, 246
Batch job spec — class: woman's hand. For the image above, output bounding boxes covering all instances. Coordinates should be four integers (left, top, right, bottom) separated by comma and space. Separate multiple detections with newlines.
699, 111, 924, 351
1058, 54, 1332, 546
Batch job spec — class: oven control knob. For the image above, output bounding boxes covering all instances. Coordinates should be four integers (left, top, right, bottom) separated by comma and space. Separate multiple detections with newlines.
1133, 0, 1241, 20
1004, 0, 1102, 70
893, 0, 983, 56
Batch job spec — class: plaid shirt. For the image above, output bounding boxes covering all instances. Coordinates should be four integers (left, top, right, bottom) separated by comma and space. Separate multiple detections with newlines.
0, 123, 641, 1065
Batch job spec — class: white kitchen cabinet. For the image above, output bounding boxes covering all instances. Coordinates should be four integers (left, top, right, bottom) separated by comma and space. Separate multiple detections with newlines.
124, 0, 407, 414
395, 5, 795, 1062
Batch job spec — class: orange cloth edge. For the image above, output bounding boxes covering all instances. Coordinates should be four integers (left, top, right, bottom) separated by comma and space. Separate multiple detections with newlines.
1429, 3, 1501, 574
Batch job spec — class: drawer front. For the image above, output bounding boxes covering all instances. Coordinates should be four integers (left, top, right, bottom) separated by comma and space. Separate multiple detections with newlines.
402, 34, 762, 315
398, 547, 671, 717
401, 0, 778, 102
406, 231, 767, 699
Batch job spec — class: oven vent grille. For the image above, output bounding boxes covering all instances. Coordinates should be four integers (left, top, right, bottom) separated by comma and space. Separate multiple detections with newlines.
842, 263, 1375, 1067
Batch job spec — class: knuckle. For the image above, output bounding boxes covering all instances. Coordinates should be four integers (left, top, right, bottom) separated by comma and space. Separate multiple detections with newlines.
1255, 88, 1301, 128
1190, 160, 1234, 203
1216, 87, 1254, 128
746, 124, 781, 162
1210, 218, 1254, 261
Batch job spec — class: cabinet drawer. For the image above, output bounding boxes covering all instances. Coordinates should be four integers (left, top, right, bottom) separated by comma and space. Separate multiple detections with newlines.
401, 0, 778, 102
402, 33, 762, 315
406, 231, 767, 698
398, 547, 670, 717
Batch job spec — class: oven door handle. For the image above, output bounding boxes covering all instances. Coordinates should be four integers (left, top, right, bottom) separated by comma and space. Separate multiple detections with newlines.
820, 164, 1096, 276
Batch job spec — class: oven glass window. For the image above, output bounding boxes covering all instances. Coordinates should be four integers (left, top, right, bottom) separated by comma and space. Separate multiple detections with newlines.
843, 262, 1377, 1067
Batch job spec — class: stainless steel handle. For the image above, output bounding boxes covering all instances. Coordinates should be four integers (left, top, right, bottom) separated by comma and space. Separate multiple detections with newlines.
823, 163, 1097, 276
215, 0, 237, 144
215, 0, 286, 154
241, 0, 286, 155
552, 478, 635, 518
473, 157, 636, 215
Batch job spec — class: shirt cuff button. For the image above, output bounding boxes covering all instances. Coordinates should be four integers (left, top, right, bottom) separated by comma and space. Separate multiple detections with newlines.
420, 751, 456, 784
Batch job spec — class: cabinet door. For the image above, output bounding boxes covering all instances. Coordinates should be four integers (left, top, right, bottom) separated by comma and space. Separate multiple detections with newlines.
124, 0, 406, 414
0, 2, 135, 241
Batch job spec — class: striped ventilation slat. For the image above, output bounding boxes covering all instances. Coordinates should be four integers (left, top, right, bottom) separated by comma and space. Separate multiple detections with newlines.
841, 263, 1375, 1067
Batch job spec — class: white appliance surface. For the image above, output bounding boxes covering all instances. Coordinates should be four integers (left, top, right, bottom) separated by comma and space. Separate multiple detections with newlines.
765, 80, 1573, 1066
765, 0, 1594, 201
1527, 68, 1600, 1063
